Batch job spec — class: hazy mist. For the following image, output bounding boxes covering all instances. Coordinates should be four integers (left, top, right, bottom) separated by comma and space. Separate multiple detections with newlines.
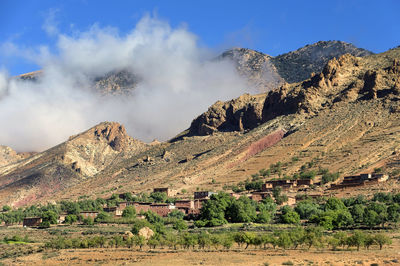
0, 15, 256, 152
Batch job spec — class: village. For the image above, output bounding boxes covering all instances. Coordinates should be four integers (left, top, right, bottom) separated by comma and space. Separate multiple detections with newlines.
21, 172, 389, 227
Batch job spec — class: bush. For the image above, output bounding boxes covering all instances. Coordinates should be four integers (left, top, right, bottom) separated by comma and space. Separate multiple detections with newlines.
168, 210, 185, 220
82, 217, 94, 226
173, 219, 188, 231
95, 212, 111, 223
346, 231, 366, 251
144, 210, 164, 224
39, 221, 51, 228
2, 205, 11, 212
122, 206, 136, 218
374, 233, 392, 250
280, 207, 300, 224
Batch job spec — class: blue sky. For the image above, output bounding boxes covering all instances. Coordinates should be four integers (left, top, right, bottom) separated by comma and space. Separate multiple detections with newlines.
1, 0, 399, 76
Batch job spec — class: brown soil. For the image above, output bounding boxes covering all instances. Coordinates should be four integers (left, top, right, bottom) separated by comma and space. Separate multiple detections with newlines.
4, 246, 400, 266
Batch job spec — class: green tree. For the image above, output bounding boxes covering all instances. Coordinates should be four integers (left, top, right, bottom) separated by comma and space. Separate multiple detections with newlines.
64, 214, 78, 224
289, 227, 305, 249
225, 196, 256, 223
95, 211, 111, 222
82, 217, 94, 225
256, 210, 271, 223
144, 210, 164, 224
197, 232, 211, 249
363, 209, 381, 229
2, 205, 11, 212
150, 192, 168, 203
39, 220, 51, 228
221, 234, 234, 249
350, 204, 365, 224
295, 200, 321, 219
168, 210, 185, 219
374, 234, 392, 250
303, 227, 323, 249
346, 231, 365, 251
42, 210, 58, 224
147, 235, 160, 249
324, 198, 346, 212
122, 206, 136, 218
280, 207, 300, 224
133, 235, 146, 250
197, 192, 232, 227
277, 231, 293, 250
387, 203, 400, 224
173, 219, 188, 231
364, 234, 376, 250
242, 232, 256, 249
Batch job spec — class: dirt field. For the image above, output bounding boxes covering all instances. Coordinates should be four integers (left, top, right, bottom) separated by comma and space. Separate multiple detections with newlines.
2, 244, 399, 266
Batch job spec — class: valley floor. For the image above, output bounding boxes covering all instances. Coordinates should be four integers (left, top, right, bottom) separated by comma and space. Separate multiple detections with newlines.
4, 246, 400, 266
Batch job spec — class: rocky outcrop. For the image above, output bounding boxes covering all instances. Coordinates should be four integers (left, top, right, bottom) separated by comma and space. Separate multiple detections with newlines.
189, 94, 265, 135
93, 122, 130, 152
0, 146, 21, 167
93, 69, 139, 94
0, 146, 35, 167
138, 227, 154, 240
63, 122, 146, 176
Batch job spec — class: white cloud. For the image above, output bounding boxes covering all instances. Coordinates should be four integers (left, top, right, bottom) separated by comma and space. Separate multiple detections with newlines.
0, 15, 255, 152
42, 8, 60, 37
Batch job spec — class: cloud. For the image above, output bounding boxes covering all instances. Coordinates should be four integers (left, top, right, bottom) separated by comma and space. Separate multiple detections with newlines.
0, 15, 255, 152
42, 8, 60, 37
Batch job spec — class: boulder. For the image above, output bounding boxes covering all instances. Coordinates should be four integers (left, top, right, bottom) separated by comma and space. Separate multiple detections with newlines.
138, 226, 154, 240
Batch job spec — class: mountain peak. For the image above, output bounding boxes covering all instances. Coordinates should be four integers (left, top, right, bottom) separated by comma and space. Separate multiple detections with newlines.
271, 40, 374, 83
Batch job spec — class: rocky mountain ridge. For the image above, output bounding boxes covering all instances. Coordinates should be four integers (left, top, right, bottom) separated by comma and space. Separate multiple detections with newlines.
15, 41, 373, 94
188, 47, 399, 136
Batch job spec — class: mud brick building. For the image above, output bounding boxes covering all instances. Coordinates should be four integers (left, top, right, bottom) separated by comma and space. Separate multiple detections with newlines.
23, 217, 42, 227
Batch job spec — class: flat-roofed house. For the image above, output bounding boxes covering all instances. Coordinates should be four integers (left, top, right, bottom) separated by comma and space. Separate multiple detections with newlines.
23, 217, 42, 227
153, 188, 171, 197
194, 191, 215, 199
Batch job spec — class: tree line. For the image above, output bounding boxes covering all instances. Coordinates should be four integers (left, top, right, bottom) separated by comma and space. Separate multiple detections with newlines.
44, 229, 391, 251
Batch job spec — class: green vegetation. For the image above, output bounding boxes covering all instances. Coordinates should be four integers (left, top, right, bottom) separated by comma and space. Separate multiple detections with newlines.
194, 192, 273, 227
42, 227, 391, 252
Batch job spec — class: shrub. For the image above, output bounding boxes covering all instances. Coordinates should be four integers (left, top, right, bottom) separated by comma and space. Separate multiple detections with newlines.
173, 219, 188, 231
168, 210, 185, 220
374, 233, 392, 250
122, 206, 136, 218
2, 205, 11, 212
39, 221, 51, 229
82, 217, 94, 226
281, 210, 300, 224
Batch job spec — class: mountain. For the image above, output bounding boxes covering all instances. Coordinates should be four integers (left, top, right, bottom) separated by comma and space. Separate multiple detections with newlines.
271, 40, 374, 83
219, 48, 284, 91
15, 41, 373, 94
221, 41, 373, 89
0, 122, 147, 206
0, 45, 399, 207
